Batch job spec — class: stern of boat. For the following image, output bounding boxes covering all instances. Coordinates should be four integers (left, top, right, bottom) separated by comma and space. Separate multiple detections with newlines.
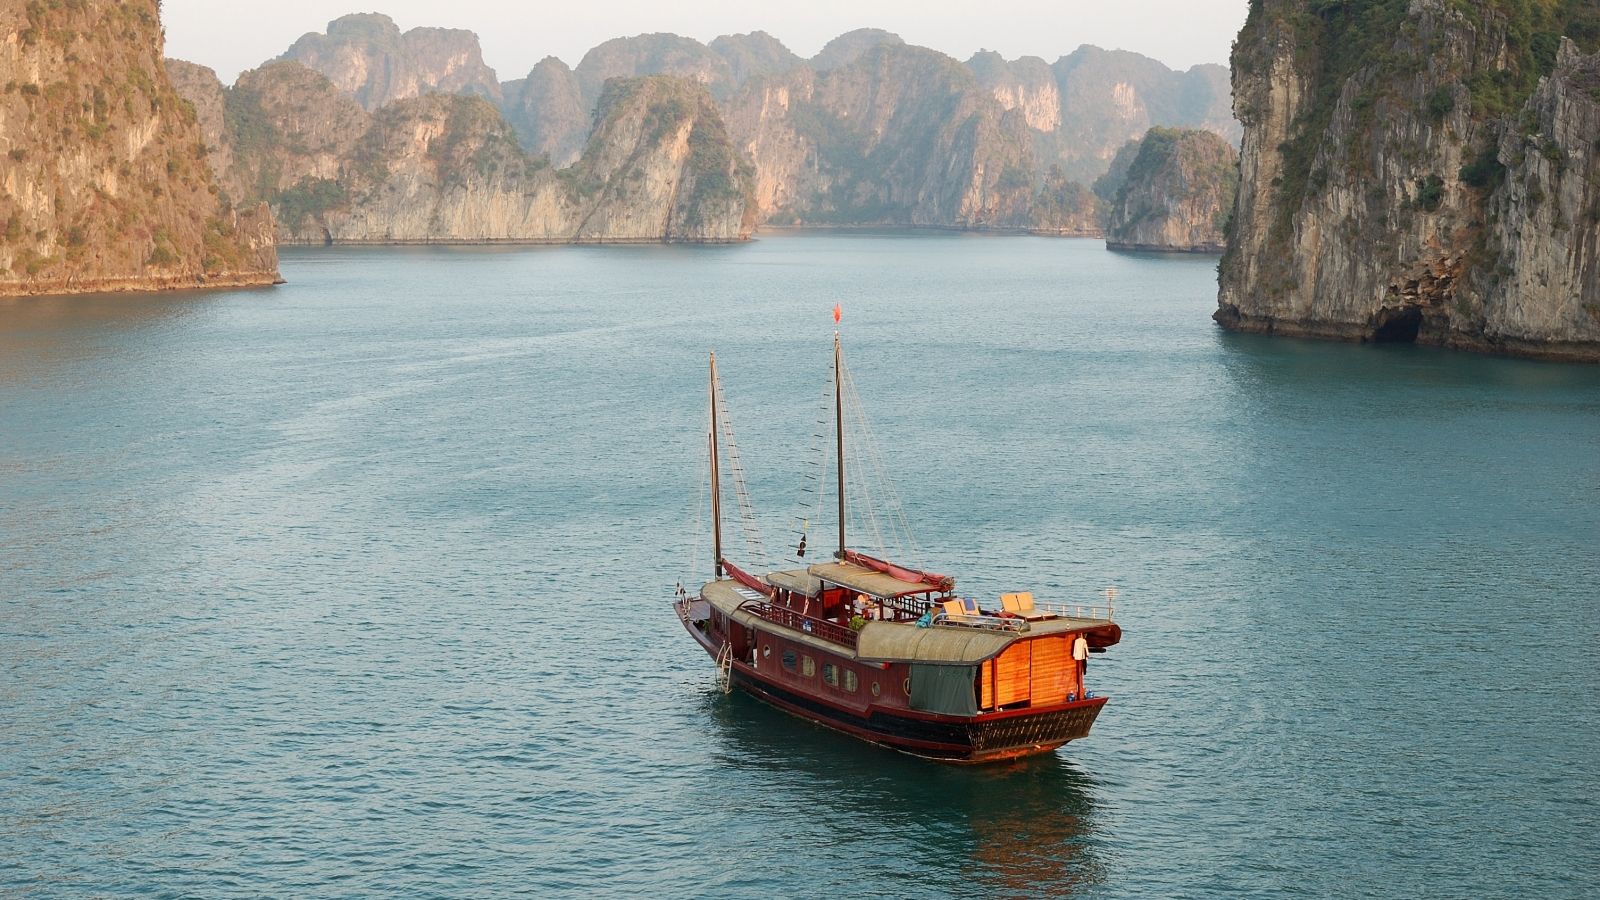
963, 697, 1109, 763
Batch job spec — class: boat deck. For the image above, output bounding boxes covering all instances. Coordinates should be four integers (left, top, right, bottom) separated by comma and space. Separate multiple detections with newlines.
699, 578, 1118, 664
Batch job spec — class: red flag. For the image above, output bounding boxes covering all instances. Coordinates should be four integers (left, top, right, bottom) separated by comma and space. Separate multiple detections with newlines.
832, 303, 842, 324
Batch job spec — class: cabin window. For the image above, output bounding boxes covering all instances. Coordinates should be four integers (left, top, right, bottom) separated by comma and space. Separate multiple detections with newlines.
762, 645, 771, 658
802, 655, 816, 678
869, 680, 880, 697
822, 663, 838, 687
902, 677, 912, 697
844, 669, 859, 693
782, 649, 797, 672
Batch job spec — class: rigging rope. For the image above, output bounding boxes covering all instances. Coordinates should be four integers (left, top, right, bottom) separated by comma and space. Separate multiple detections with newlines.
787, 340, 926, 569
714, 369, 768, 569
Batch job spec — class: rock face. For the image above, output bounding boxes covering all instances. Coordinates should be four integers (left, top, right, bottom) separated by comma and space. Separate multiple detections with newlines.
175, 21, 1244, 242
721, 36, 1235, 229
969, 51, 1062, 133
1106, 128, 1237, 252
811, 29, 905, 71
1031, 166, 1105, 236
222, 61, 370, 214
281, 13, 501, 111
1218, 0, 1600, 361
0, 1, 277, 295
499, 58, 588, 167
709, 32, 803, 86
1050, 46, 1238, 185
724, 44, 1037, 228
574, 33, 734, 104
175, 65, 753, 244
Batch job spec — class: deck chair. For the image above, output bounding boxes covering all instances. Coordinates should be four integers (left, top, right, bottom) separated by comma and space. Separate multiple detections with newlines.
960, 597, 981, 616
1001, 591, 1049, 621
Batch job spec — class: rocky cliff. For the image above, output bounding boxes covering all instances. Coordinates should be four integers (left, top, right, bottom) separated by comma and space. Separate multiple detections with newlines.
499, 58, 588, 167
174, 65, 753, 244
0, 0, 277, 295
1218, 0, 1600, 361
1106, 127, 1237, 252
281, 13, 501, 111
180, 19, 1244, 241
1031, 166, 1105, 236
1043, 46, 1238, 185
724, 44, 1037, 228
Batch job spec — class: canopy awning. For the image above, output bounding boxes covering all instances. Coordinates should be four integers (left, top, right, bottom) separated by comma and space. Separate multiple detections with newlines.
766, 569, 822, 598
807, 561, 943, 599
856, 617, 1123, 664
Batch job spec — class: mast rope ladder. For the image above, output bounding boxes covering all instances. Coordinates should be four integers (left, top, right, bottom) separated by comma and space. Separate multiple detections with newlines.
791, 373, 835, 562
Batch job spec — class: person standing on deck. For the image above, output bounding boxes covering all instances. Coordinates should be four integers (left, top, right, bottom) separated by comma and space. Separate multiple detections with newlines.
1072, 633, 1090, 692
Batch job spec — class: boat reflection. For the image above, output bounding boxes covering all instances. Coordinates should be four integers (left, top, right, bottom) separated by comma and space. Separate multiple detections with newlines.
705, 691, 1106, 896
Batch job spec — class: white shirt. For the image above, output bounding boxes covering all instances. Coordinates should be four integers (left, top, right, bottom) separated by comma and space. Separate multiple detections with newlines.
1072, 636, 1089, 661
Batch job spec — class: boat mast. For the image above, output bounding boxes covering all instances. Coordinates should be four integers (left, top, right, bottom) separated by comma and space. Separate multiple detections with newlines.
834, 330, 845, 561
709, 352, 724, 578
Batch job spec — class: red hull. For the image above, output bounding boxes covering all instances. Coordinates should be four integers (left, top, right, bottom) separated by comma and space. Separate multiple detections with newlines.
678, 599, 1106, 763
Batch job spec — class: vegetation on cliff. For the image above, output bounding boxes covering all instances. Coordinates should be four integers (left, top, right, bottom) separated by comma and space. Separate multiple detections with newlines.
0, 0, 277, 294
1234, 0, 1600, 252
1106, 127, 1237, 251
1220, 0, 1600, 359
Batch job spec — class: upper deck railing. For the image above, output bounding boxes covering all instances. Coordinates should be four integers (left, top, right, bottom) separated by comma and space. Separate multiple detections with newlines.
1036, 602, 1115, 621
742, 600, 861, 650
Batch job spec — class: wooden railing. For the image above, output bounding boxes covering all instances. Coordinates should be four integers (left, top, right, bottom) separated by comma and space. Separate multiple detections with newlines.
743, 601, 860, 650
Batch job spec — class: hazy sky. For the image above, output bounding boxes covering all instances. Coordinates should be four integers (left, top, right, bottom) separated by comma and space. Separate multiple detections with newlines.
163, 1, 1250, 85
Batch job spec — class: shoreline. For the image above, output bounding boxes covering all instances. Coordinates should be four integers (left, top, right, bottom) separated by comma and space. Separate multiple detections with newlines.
0, 270, 284, 298
1214, 305, 1600, 364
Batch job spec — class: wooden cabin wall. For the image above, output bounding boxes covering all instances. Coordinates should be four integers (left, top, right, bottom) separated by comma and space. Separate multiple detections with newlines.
994, 642, 1032, 707
1030, 635, 1073, 705
981, 634, 1083, 710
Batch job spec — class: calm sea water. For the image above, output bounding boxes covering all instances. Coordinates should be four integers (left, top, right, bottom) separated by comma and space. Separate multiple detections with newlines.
2, 234, 1597, 898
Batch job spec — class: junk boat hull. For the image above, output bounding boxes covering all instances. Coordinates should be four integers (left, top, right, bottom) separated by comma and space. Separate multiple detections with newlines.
677, 581, 1117, 764
677, 334, 1122, 764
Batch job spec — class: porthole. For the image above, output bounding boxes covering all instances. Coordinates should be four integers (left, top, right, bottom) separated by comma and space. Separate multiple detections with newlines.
844, 670, 859, 693
782, 649, 797, 672
902, 677, 912, 696
822, 663, 838, 687
870, 681, 880, 697
762, 645, 771, 657
802, 655, 816, 678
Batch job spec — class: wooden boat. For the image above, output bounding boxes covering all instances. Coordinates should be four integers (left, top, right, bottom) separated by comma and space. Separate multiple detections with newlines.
674, 322, 1121, 764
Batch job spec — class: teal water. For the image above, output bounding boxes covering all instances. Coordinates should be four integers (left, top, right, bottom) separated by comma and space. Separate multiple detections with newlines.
1, 234, 1597, 897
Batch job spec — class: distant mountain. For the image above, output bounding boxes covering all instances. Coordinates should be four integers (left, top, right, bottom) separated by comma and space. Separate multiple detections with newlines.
725, 44, 1037, 228
1, 1, 277, 296
187, 19, 1241, 239
281, 13, 501, 111
810, 28, 905, 71
710, 32, 804, 85
500, 58, 588, 167
173, 62, 753, 244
